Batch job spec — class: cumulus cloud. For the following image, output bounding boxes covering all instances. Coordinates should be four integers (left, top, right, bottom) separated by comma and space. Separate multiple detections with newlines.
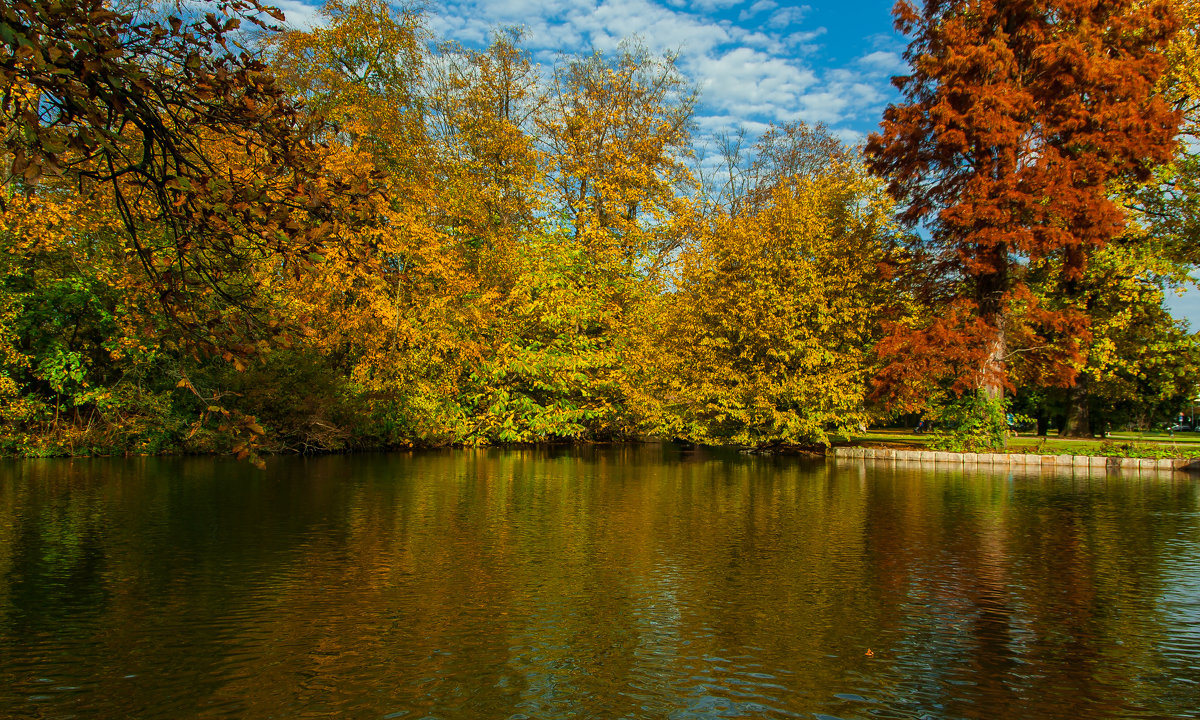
693, 47, 817, 119
738, 0, 778, 22
575, 0, 732, 54
857, 50, 908, 75
833, 128, 866, 146
683, 0, 744, 10
764, 5, 808, 29
782, 27, 824, 52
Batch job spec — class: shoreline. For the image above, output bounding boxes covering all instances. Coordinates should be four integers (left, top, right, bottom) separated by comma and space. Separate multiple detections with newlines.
4, 440, 1200, 472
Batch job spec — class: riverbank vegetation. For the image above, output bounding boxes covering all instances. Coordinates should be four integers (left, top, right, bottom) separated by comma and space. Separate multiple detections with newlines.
1, 0, 1199, 460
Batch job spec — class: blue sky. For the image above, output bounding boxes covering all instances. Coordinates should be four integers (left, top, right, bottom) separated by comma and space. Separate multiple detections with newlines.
273, 0, 1200, 326
1166, 279, 1200, 327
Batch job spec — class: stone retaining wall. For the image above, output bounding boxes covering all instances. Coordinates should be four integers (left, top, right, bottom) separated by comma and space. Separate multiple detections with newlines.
830, 447, 1200, 473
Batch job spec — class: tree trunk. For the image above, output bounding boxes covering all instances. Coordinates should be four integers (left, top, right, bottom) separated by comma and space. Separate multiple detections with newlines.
979, 309, 1008, 449
1061, 372, 1091, 437
977, 244, 1009, 401
981, 310, 1008, 401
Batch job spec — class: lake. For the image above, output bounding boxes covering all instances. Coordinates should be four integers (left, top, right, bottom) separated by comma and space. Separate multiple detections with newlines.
1, 446, 1198, 719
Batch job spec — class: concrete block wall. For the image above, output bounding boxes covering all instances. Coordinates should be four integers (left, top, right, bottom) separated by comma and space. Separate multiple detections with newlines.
829, 447, 1200, 473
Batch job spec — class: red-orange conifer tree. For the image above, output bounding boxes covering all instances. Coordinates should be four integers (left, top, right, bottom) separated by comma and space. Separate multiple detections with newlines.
867, 0, 1181, 412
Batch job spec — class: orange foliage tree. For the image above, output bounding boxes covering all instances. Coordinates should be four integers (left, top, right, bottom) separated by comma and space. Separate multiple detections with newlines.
866, 0, 1183, 420
2, 0, 376, 358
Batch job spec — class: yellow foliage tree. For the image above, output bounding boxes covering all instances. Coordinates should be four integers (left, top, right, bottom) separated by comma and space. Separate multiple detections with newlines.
268, 0, 428, 177
426, 31, 544, 285
538, 42, 697, 271
1083, 243, 1200, 429
646, 164, 897, 447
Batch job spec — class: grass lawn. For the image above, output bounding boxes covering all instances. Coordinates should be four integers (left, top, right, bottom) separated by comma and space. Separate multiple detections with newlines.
840, 428, 1200, 458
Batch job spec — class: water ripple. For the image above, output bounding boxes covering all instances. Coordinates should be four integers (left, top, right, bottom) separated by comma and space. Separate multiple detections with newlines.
0, 453, 1198, 718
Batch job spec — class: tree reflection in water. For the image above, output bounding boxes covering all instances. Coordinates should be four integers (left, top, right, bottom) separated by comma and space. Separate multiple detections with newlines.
0, 448, 1196, 719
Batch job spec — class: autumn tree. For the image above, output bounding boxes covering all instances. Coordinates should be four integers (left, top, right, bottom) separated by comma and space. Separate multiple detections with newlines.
704, 121, 852, 216
0, 0, 394, 462
1056, 244, 1199, 432
539, 42, 697, 270
866, 0, 1183, 425
426, 30, 543, 281
2, 0, 370, 356
262, 6, 613, 447
645, 159, 897, 447
0, 192, 123, 449
1132, 0, 1200, 266
1050, 0, 1200, 435
267, 0, 427, 177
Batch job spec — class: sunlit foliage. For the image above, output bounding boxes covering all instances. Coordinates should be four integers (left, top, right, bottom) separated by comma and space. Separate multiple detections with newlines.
0, 0, 1196, 455
645, 164, 897, 446
867, 0, 1183, 408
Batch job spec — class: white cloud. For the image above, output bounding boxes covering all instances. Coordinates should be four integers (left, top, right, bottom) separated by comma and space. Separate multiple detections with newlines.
834, 128, 865, 146
738, 0, 778, 21
865, 31, 905, 52
765, 5, 808, 29
684, 0, 744, 10
693, 47, 817, 120
576, 0, 732, 54
857, 50, 908, 75
695, 114, 772, 136
782, 27, 824, 52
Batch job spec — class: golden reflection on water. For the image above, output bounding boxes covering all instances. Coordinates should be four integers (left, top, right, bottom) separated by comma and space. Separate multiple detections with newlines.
0, 448, 1198, 719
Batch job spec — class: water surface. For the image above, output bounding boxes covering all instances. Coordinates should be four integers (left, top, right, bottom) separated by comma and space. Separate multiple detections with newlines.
1, 447, 1198, 719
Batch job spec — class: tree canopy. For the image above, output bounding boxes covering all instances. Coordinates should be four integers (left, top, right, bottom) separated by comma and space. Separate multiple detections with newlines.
866, 0, 1182, 411
0, 0, 1196, 457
